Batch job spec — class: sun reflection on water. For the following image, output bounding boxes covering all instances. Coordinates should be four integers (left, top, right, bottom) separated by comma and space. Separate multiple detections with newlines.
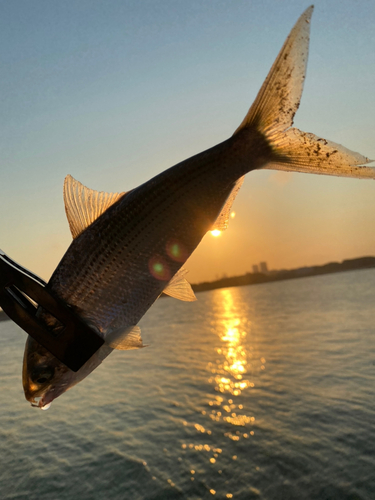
208, 289, 253, 397
180, 288, 262, 496
206, 288, 259, 442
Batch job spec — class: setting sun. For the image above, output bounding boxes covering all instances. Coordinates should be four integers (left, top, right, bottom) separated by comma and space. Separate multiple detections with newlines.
211, 230, 221, 237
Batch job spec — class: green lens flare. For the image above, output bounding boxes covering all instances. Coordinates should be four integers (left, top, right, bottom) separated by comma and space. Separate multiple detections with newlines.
153, 263, 164, 274
171, 244, 180, 257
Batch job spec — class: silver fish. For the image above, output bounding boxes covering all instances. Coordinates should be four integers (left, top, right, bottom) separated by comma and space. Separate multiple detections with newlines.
22, 6, 374, 409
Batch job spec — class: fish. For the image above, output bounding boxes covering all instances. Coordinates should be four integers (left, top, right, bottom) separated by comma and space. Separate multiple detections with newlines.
22, 6, 374, 409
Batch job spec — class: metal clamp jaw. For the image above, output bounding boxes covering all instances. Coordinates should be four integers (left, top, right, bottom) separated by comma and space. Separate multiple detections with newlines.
0, 250, 104, 372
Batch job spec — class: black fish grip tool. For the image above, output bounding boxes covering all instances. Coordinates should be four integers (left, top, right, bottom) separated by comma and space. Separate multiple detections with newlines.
0, 250, 104, 371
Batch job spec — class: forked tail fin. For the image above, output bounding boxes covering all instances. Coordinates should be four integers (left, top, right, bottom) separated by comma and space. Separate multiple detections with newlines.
212, 6, 373, 233
235, 5, 373, 178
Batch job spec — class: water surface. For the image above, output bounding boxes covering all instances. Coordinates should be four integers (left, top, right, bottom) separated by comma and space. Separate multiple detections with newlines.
0, 269, 374, 499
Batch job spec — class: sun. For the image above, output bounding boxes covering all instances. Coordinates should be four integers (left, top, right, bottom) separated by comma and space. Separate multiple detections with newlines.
211, 230, 221, 237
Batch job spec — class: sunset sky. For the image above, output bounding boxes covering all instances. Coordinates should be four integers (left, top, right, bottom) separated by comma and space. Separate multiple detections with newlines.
0, 1, 374, 284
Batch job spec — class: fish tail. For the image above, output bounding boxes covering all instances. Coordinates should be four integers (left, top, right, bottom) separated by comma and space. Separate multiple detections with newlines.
234, 5, 374, 179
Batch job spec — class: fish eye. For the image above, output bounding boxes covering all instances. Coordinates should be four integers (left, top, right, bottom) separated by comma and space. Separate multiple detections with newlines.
31, 366, 55, 385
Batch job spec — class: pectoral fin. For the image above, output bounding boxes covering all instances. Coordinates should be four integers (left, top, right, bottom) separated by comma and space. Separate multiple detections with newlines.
63, 175, 126, 239
163, 267, 197, 302
105, 325, 146, 350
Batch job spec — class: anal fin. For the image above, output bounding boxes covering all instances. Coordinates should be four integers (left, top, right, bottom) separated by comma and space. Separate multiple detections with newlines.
211, 176, 244, 231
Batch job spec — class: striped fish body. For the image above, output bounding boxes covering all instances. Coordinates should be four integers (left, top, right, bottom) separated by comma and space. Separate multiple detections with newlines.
49, 129, 270, 332
22, 7, 374, 409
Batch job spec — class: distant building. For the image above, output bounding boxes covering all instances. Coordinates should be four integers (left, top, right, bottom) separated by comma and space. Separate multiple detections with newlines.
252, 264, 259, 274
260, 262, 268, 274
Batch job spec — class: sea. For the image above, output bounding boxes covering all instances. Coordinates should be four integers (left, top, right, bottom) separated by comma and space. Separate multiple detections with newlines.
0, 269, 374, 500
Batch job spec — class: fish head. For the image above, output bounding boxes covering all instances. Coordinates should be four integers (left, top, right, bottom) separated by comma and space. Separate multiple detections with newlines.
22, 336, 76, 409
22, 335, 110, 409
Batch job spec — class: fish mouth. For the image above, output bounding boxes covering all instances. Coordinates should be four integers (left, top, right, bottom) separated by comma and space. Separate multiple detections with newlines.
29, 394, 53, 410
25, 374, 75, 409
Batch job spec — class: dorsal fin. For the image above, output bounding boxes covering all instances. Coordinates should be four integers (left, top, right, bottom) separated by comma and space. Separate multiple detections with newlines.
163, 267, 197, 302
211, 176, 244, 231
63, 175, 125, 239
105, 325, 146, 350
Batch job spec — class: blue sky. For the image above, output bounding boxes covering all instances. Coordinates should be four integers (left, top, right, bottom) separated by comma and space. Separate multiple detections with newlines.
0, 1, 374, 282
